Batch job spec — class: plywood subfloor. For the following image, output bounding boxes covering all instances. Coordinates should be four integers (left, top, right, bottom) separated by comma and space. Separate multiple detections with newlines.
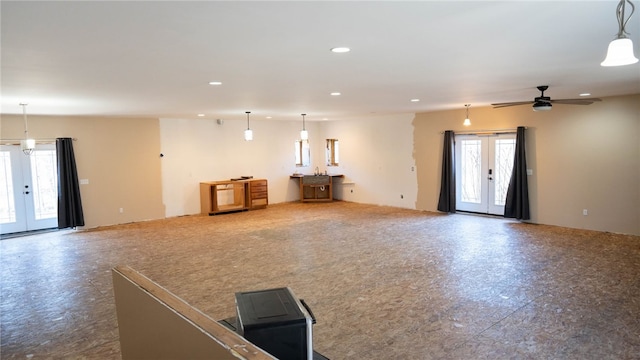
1, 202, 639, 359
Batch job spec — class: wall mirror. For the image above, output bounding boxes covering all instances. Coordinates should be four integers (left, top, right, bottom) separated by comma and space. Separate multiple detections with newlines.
295, 140, 310, 167
326, 139, 339, 166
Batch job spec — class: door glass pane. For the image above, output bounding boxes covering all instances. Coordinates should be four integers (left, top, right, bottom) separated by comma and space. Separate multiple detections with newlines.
461, 139, 482, 203
0, 151, 17, 223
494, 139, 516, 206
30, 150, 58, 220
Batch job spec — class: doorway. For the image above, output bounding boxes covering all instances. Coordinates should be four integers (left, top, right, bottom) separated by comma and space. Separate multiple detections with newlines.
1, 144, 58, 235
455, 134, 516, 215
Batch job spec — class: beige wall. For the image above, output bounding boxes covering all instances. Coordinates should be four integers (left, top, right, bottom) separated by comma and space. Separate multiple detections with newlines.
413, 94, 640, 235
0, 115, 165, 229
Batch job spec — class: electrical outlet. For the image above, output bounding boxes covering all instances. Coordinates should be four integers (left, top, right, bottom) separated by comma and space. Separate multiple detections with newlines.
119, 208, 124, 213
583, 209, 588, 216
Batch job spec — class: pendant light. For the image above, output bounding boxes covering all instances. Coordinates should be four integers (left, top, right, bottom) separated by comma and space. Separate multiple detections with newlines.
244, 111, 253, 141
20, 103, 36, 155
601, 0, 639, 66
463, 104, 471, 126
300, 113, 309, 140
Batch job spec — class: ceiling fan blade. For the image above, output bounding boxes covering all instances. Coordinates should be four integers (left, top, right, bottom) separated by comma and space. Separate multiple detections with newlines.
550, 98, 603, 105
491, 101, 533, 108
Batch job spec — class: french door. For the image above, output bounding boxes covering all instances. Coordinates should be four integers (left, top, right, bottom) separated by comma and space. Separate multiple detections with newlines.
0, 144, 58, 235
455, 134, 516, 215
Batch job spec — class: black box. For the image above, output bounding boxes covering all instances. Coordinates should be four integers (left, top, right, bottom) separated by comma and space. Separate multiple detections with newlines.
235, 287, 314, 360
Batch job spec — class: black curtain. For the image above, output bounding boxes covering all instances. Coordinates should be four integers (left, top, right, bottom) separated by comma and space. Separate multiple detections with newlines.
56, 138, 85, 229
504, 127, 530, 220
437, 130, 456, 213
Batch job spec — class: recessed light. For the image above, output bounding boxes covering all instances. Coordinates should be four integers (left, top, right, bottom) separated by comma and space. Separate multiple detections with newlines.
330, 92, 341, 96
410, 99, 420, 102
197, 113, 205, 117
579, 93, 591, 97
208, 81, 222, 85
266, 116, 272, 119
331, 47, 350, 53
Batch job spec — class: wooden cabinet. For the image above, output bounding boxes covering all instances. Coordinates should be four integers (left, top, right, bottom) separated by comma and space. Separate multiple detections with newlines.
290, 175, 342, 202
247, 179, 268, 209
301, 177, 332, 202
200, 179, 268, 215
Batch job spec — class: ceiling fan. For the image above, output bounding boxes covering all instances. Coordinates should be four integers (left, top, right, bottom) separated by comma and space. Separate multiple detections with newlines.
492, 85, 602, 111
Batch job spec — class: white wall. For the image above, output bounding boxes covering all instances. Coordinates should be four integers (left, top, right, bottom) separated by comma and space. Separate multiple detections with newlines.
310, 113, 417, 209
159, 117, 322, 217
159, 113, 417, 217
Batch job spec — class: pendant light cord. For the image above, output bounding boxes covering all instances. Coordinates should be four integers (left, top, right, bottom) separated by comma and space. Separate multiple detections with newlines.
20, 103, 29, 139
616, 0, 635, 38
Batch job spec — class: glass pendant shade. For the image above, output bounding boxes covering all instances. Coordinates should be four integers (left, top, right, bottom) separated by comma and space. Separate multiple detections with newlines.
463, 104, 471, 126
244, 129, 253, 141
21, 138, 36, 155
601, 38, 639, 66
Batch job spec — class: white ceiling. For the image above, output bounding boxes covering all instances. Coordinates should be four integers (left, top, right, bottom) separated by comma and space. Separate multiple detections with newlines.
2, 1, 639, 122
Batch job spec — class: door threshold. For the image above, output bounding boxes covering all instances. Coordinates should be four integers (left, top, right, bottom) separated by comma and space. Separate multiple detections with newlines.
1, 227, 59, 240
456, 210, 504, 219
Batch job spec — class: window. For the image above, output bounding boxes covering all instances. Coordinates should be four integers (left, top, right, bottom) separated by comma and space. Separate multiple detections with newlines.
295, 140, 310, 167
326, 139, 339, 166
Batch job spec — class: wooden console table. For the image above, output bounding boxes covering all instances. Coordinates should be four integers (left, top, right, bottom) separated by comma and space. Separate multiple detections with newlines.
200, 179, 268, 215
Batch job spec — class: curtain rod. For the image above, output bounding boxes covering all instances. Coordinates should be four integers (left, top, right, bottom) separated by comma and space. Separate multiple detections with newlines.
440, 127, 526, 135
0, 137, 77, 145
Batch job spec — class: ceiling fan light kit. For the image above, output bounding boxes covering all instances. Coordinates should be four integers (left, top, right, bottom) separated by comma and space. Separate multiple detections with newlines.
532, 102, 552, 111
601, 0, 639, 66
